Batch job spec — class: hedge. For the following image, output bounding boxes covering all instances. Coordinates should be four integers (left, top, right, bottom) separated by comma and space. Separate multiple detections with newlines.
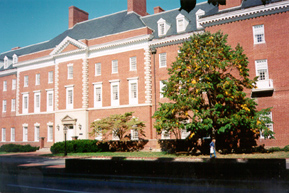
0, 144, 39, 152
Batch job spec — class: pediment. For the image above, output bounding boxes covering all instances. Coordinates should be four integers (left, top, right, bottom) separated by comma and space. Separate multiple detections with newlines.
61, 115, 77, 124
50, 36, 87, 55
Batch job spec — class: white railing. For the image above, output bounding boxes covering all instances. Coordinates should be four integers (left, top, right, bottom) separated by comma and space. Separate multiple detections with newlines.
253, 79, 274, 92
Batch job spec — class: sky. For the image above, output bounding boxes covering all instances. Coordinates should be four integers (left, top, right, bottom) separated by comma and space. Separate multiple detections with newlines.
0, 0, 206, 54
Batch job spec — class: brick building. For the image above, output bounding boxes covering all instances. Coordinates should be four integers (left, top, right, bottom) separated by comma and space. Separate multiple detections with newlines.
0, 0, 288, 150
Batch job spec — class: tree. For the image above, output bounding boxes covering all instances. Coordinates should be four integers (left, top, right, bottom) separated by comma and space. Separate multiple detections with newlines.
180, 0, 271, 13
153, 31, 273, 150
90, 112, 146, 141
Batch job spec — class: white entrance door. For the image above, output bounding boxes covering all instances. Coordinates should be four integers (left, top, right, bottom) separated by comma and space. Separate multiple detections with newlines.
66, 125, 74, 141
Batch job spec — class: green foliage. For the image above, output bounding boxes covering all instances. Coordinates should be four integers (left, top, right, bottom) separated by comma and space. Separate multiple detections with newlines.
90, 112, 146, 141
50, 140, 109, 154
153, 31, 273, 146
0, 144, 39, 152
283, 145, 289, 152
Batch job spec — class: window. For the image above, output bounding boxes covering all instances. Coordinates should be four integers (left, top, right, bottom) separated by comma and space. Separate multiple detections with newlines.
112, 129, 120, 140
159, 53, 167, 68
110, 80, 120, 106
176, 13, 189, 33
160, 80, 166, 98
255, 60, 268, 81
48, 125, 53, 142
157, 18, 171, 36
34, 92, 41, 113
2, 100, 6, 113
11, 99, 15, 112
13, 54, 18, 64
35, 74, 40, 85
95, 127, 102, 140
11, 128, 15, 142
4, 56, 8, 69
161, 130, 170, 139
131, 129, 139, 140
130, 57, 137, 71
66, 86, 74, 109
3, 81, 7, 91
128, 78, 138, 105
95, 63, 101, 76
195, 9, 205, 29
24, 76, 28, 87
67, 64, 73, 79
34, 125, 40, 142
93, 83, 102, 108
46, 90, 53, 112
22, 93, 29, 114
12, 79, 16, 90
2, 128, 6, 142
260, 112, 273, 139
253, 25, 265, 44
181, 129, 190, 139
112, 60, 118, 74
23, 126, 28, 142
48, 71, 53, 83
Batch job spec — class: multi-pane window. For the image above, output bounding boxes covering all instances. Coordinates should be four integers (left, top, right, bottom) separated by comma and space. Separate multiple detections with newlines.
48, 71, 53, 83
128, 78, 138, 105
2, 128, 6, 142
95, 128, 103, 140
112, 60, 118, 74
48, 125, 53, 142
11, 128, 15, 142
159, 53, 167, 68
13, 54, 18, 64
95, 63, 101, 76
112, 129, 120, 140
22, 93, 29, 114
260, 112, 273, 139
4, 56, 8, 69
160, 80, 166, 98
24, 76, 29, 87
161, 130, 170, 139
253, 24, 265, 44
35, 126, 40, 142
157, 18, 170, 36
46, 90, 53, 112
113, 85, 119, 100
110, 80, 120, 106
176, 13, 189, 33
23, 126, 28, 142
11, 99, 15, 112
94, 83, 102, 108
34, 92, 41, 113
255, 60, 268, 81
12, 79, 16, 90
67, 64, 73, 79
2, 100, 7, 113
3, 81, 7, 91
131, 129, 139, 140
130, 57, 137, 71
66, 86, 74, 109
35, 74, 40, 85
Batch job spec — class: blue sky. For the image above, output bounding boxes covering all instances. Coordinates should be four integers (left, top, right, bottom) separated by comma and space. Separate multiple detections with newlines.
0, 0, 206, 54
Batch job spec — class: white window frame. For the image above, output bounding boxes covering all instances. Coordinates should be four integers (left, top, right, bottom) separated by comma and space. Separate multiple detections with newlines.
47, 125, 53, 142
112, 129, 120, 141
112, 60, 118, 74
255, 59, 269, 81
12, 79, 16, 90
93, 82, 102, 108
66, 86, 74, 110
128, 78, 138, 105
34, 124, 40, 142
260, 112, 273, 139
46, 89, 54, 112
4, 56, 8, 69
161, 130, 170, 139
13, 54, 18, 64
3, 81, 7, 91
48, 71, 53, 84
195, 9, 205, 29
131, 129, 139, 140
34, 91, 41, 113
67, 64, 73, 79
176, 13, 189, 33
24, 76, 28, 87
110, 80, 120, 106
157, 18, 171, 36
95, 128, 103, 140
22, 93, 29, 114
23, 125, 28, 142
2, 128, 6, 142
11, 128, 15, 142
160, 80, 166, 98
95, 63, 101, 76
35, 73, 40, 85
2, 100, 7, 113
130, 57, 137, 71
11, 99, 15, 112
159, 53, 167, 68
253, 24, 265, 44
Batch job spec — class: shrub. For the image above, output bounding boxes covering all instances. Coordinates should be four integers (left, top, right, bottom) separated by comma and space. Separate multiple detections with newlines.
283, 145, 289, 152
50, 140, 109, 154
267, 147, 282, 153
0, 144, 39, 152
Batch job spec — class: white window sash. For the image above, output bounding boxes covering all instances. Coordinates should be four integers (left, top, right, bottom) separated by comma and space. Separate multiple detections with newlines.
67, 65, 73, 79
24, 76, 28, 87
253, 25, 265, 44
48, 71, 53, 83
95, 63, 101, 76
11, 128, 15, 142
35, 126, 40, 142
128, 79, 138, 105
66, 87, 74, 109
34, 93, 41, 113
3, 81, 7, 91
11, 99, 15, 112
94, 84, 102, 108
159, 53, 167, 68
2, 100, 7, 112
110, 82, 120, 106
2, 128, 6, 142
130, 57, 137, 71
23, 127, 28, 142
48, 125, 53, 142
112, 60, 118, 74
12, 79, 16, 90
35, 74, 40, 85
255, 60, 269, 81
46, 91, 53, 112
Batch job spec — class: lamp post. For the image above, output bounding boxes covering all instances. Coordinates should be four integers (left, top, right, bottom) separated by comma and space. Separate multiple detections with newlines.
63, 126, 68, 156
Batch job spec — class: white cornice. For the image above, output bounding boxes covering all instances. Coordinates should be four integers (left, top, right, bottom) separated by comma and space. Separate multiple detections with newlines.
13, 55, 53, 68
200, 1, 289, 25
50, 36, 88, 56
0, 68, 17, 76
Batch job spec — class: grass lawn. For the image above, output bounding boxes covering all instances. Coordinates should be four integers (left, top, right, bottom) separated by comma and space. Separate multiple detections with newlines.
46, 151, 289, 159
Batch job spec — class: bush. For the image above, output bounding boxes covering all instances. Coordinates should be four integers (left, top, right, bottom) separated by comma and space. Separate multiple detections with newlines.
267, 147, 282, 153
0, 144, 39, 152
50, 140, 109, 154
283, 145, 289, 152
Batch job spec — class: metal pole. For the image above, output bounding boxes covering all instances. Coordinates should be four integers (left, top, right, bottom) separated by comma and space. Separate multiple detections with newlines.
64, 132, 67, 156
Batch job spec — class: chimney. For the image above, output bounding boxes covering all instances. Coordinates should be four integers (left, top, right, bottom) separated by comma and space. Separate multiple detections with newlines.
11, 47, 21, 50
69, 6, 89, 29
127, 0, 147, 16
154, 6, 165, 14
219, 0, 242, 11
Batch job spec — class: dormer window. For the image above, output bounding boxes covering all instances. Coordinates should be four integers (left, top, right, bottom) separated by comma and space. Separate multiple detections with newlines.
13, 54, 18, 64
157, 18, 171, 36
176, 14, 189, 33
195, 9, 205, 30
4, 56, 8, 69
